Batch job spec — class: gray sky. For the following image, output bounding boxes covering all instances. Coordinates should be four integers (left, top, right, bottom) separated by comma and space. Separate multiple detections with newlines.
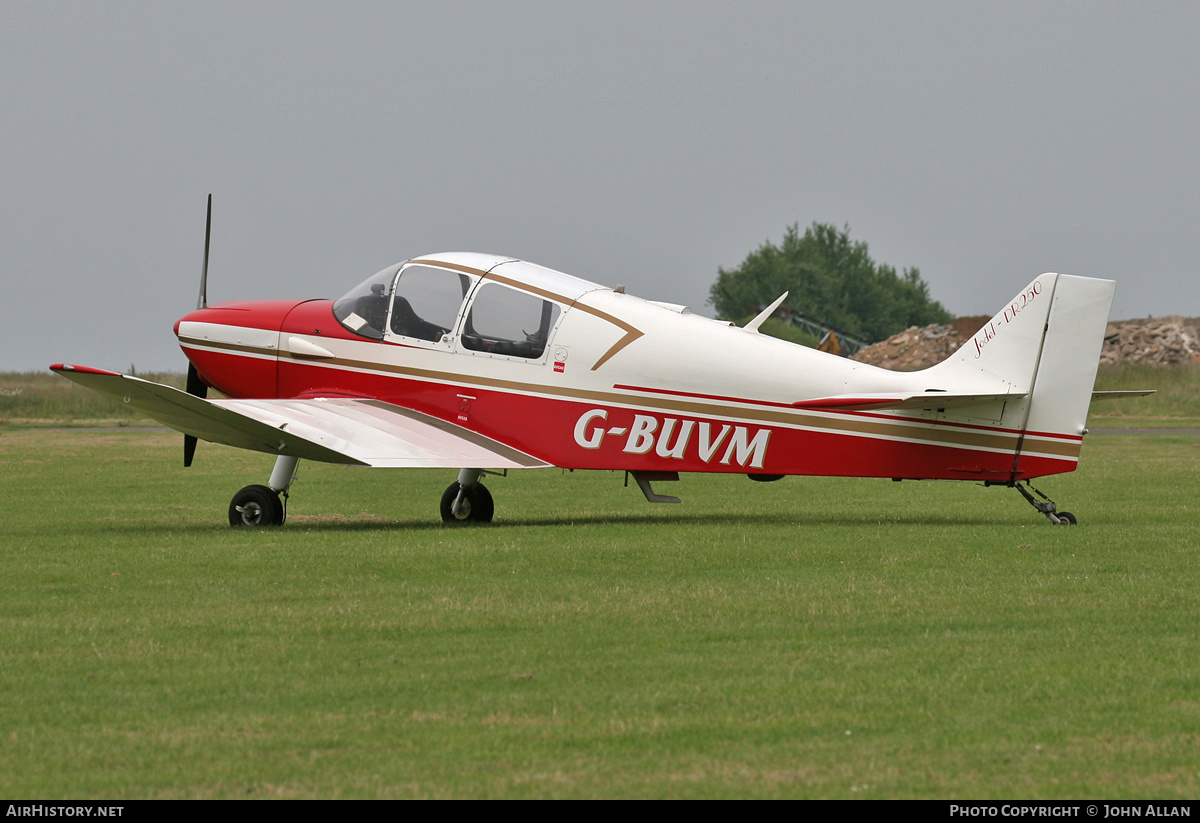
4, 1, 1198, 373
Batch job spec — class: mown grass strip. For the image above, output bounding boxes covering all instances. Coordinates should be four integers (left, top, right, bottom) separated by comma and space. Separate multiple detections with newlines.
1, 429, 1197, 798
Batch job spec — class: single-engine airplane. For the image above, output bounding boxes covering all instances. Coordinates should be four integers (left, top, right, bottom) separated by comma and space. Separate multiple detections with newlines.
52, 201, 1146, 527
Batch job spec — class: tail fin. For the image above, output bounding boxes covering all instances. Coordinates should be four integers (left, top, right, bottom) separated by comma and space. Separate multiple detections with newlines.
928, 274, 1057, 391
927, 272, 1115, 478
1020, 274, 1115, 438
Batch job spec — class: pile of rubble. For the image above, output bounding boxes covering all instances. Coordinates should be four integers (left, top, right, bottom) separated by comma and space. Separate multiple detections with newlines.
850, 316, 989, 371
1099, 317, 1200, 365
851, 315, 1200, 371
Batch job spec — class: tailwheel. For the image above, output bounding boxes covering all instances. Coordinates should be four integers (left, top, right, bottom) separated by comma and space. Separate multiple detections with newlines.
1014, 481, 1077, 525
229, 484, 285, 527
440, 481, 494, 523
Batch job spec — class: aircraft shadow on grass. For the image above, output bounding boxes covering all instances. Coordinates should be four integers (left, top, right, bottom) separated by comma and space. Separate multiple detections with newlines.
89, 507, 1023, 536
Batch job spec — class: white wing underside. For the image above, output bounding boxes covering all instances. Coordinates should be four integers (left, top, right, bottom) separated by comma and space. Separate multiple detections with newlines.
52, 366, 549, 469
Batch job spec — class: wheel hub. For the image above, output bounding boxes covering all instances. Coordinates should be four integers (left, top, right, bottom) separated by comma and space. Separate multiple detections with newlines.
452, 498, 472, 520
236, 502, 263, 524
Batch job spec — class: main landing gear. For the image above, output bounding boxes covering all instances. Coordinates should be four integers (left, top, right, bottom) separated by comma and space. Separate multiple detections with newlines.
1014, 481, 1077, 525
440, 468, 494, 523
228, 455, 297, 527
224, 459, 499, 527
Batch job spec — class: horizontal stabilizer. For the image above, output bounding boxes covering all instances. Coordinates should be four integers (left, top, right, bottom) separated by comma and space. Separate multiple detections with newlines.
792, 390, 1026, 411
1090, 390, 1156, 401
49, 364, 549, 469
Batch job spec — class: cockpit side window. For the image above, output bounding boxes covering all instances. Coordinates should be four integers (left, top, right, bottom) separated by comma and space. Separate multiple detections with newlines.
389, 265, 473, 343
460, 283, 561, 360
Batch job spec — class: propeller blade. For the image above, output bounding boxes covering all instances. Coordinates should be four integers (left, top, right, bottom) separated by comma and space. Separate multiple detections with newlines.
197, 193, 211, 310
183, 314, 210, 468
183, 434, 199, 468
186, 361, 209, 399
186, 195, 213, 466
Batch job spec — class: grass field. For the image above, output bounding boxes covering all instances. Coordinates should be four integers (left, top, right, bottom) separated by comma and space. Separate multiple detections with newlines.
2, 423, 1198, 798
0, 370, 187, 427
1090, 361, 1200, 428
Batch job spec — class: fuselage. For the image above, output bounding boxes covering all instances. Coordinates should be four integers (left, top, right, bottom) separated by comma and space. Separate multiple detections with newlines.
175, 253, 1083, 482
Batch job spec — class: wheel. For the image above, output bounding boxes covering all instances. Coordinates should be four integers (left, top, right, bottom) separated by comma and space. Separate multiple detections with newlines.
228, 484, 284, 527
1055, 511, 1077, 525
439, 481, 494, 523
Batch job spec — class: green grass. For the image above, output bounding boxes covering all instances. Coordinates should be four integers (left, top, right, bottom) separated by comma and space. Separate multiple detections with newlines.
1, 428, 1198, 798
1089, 361, 1200, 428
0, 371, 187, 427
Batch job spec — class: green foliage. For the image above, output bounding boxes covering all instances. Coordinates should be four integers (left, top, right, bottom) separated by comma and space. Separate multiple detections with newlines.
710, 223, 952, 342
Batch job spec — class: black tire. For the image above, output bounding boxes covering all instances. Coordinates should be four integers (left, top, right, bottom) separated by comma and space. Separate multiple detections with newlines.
439, 481, 494, 523
1056, 511, 1077, 525
229, 484, 284, 527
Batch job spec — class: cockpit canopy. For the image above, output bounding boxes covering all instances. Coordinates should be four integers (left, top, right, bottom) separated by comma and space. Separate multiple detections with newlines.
332, 255, 593, 361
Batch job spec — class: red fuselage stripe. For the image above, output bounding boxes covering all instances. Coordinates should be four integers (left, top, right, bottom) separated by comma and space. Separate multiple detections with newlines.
181, 344, 1079, 481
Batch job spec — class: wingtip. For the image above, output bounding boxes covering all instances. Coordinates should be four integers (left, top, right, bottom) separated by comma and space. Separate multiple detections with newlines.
50, 363, 123, 377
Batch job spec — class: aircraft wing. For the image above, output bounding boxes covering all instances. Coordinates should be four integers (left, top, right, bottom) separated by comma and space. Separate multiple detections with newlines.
50, 365, 550, 469
791, 391, 1026, 411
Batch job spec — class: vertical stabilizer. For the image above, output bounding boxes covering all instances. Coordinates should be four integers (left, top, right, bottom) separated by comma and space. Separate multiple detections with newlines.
924, 273, 1059, 396
1020, 275, 1115, 439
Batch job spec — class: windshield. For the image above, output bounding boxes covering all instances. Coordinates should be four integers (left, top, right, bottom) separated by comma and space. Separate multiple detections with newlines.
332, 264, 402, 340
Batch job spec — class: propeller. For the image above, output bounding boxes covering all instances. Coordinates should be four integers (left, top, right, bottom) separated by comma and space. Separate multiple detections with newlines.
197, 193, 210, 311
183, 194, 212, 467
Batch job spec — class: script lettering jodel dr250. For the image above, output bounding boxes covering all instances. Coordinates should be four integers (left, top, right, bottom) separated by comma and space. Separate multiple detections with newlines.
573, 409, 771, 469
972, 279, 1043, 359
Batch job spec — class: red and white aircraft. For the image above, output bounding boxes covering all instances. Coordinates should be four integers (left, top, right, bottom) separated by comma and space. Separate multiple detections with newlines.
52, 209, 1135, 527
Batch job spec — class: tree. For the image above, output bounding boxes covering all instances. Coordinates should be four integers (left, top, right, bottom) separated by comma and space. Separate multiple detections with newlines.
709, 223, 952, 342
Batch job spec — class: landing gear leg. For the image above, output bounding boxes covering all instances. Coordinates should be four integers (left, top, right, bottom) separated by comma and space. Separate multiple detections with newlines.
268, 455, 299, 499
440, 468, 494, 523
228, 455, 299, 527
1014, 481, 1076, 525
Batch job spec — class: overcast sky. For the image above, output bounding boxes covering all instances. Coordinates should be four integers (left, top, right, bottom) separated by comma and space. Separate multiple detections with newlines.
4, 1, 1197, 373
